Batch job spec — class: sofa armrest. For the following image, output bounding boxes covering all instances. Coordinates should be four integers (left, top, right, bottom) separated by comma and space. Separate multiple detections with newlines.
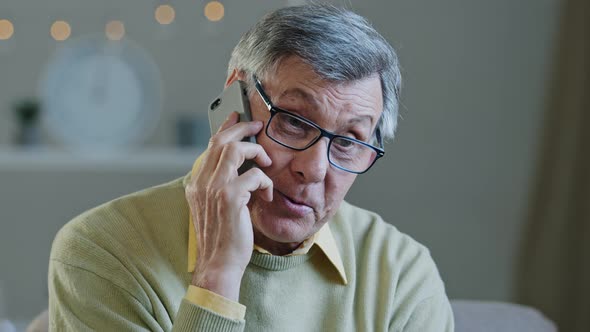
451, 300, 557, 332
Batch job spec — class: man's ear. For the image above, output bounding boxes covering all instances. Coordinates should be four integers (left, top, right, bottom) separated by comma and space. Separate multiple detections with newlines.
225, 69, 247, 88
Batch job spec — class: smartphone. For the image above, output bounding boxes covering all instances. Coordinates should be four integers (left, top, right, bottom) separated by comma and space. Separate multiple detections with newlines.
208, 80, 257, 173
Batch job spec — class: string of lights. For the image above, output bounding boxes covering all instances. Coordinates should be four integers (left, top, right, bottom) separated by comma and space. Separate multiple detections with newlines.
0, 1, 225, 42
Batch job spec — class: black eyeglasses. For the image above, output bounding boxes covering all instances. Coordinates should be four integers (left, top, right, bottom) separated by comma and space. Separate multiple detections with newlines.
252, 75, 384, 174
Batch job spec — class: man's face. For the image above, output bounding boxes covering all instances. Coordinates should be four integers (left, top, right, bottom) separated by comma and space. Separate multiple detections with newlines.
245, 56, 383, 250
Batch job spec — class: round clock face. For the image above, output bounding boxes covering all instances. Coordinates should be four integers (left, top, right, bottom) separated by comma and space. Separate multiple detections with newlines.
40, 37, 162, 152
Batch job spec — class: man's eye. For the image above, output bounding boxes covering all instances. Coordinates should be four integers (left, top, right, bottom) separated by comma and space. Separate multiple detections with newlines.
336, 140, 352, 148
286, 116, 306, 129
335, 139, 353, 148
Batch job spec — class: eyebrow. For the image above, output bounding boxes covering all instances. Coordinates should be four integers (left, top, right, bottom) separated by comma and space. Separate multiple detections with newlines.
279, 88, 316, 106
279, 88, 376, 129
347, 115, 373, 126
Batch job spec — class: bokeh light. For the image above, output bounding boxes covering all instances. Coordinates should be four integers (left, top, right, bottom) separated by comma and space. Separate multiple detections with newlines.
50, 20, 71, 41
204, 1, 224, 22
0, 19, 14, 40
106, 20, 125, 41
155, 5, 176, 25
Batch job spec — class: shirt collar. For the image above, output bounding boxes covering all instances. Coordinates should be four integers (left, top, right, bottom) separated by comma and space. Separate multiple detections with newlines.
184, 154, 348, 285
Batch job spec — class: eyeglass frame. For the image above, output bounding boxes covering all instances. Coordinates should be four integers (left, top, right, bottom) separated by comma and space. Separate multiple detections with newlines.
252, 74, 385, 174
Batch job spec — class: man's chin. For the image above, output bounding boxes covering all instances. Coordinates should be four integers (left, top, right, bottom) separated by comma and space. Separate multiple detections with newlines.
252, 215, 315, 249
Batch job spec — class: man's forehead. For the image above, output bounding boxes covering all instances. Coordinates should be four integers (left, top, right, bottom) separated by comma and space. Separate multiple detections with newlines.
260, 57, 383, 124
278, 87, 314, 104
275, 78, 381, 114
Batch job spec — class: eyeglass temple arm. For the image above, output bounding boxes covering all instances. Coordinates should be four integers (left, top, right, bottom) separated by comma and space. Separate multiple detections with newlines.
376, 128, 385, 151
253, 75, 273, 110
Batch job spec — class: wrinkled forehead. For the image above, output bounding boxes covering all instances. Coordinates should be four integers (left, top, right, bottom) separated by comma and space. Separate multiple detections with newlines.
261, 66, 383, 135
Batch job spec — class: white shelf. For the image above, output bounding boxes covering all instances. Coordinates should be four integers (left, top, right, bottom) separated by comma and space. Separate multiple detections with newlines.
0, 146, 204, 172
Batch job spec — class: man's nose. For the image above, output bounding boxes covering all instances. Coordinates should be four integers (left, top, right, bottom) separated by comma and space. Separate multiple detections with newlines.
291, 138, 330, 183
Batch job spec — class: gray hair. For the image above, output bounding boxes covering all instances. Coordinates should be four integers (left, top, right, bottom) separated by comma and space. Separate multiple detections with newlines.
228, 4, 402, 140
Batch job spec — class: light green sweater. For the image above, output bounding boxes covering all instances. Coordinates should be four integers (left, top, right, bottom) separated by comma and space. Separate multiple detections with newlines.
49, 176, 454, 331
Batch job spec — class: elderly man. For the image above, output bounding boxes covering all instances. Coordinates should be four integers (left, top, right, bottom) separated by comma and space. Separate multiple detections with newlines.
49, 4, 454, 331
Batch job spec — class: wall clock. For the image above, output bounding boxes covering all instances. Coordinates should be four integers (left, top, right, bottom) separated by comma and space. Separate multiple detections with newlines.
39, 36, 162, 152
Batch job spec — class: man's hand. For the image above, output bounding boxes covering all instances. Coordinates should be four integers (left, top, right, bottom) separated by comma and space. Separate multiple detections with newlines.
185, 112, 273, 301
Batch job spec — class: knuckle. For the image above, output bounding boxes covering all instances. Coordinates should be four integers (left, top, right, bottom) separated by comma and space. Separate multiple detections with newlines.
251, 167, 265, 178
225, 141, 241, 154
207, 138, 216, 149
208, 135, 223, 149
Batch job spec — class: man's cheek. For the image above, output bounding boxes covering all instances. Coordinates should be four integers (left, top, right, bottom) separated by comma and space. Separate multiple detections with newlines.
330, 177, 355, 200
325, 185, 348, 211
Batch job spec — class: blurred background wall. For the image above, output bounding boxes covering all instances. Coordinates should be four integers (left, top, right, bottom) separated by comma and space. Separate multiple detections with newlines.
0, 0, 560, 325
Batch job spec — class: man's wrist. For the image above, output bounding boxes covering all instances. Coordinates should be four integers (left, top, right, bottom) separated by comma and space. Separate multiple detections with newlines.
192, 267, 244, 302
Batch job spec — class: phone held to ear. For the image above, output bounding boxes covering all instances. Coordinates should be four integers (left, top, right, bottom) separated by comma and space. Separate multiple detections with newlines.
208, 80, 257, 174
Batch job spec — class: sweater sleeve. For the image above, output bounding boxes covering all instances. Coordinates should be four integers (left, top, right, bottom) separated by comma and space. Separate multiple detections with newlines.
49, 259, 159, 331
395, 292, 455, 332
49, 260, 246, 332
184, 286, 246, 320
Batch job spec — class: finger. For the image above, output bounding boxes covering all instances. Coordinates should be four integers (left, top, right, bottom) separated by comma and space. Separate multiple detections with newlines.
213, 142, 271, 180
232, 167, 274, 203
193, 120, 262, 185
217, 111, 239, 134
212, 120, 264, 147
201, 121, 264, 178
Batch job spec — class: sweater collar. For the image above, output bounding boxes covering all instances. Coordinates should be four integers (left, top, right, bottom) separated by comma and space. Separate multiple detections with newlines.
184, 154, 348, 285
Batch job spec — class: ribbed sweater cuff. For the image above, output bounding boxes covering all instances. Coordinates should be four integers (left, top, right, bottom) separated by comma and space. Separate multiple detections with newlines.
173, 299, 245, 332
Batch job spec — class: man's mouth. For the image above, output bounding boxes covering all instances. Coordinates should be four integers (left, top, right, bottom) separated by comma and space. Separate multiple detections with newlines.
275, 190, 314, 218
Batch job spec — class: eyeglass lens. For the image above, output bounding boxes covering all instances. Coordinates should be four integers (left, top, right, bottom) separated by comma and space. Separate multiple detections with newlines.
267, 111, 377, 173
